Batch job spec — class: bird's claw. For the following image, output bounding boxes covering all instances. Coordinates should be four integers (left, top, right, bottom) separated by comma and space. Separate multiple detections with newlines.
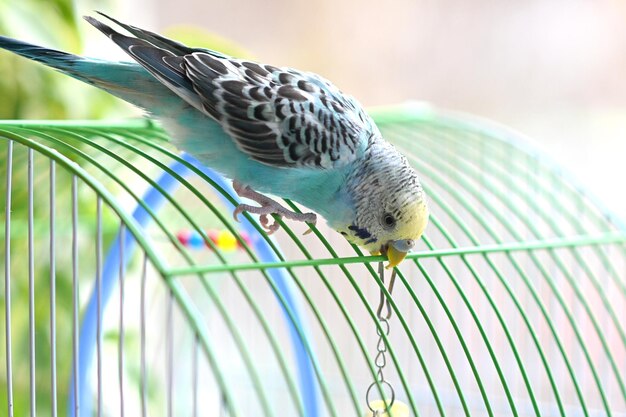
259, 214, 270, 228
302, 215, 317, 235
231, 181, 318, 235
259, 214, 281, 235
232, 204, 317, 236
232, 206, 244, 223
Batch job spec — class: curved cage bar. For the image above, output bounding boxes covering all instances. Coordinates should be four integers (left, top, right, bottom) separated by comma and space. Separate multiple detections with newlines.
1, 103, 625, 417
70, 154, 320, 417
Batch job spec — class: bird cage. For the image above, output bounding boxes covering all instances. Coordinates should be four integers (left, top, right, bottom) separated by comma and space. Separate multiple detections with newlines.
1, 103, 625, 417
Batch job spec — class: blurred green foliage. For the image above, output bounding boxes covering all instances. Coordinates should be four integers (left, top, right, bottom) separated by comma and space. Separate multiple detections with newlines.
0, 0, 128, 120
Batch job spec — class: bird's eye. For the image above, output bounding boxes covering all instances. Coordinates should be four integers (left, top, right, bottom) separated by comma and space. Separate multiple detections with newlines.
382, 213, 396, 228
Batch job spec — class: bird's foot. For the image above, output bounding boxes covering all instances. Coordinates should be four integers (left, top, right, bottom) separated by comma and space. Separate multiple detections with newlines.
232, 181, 317, 235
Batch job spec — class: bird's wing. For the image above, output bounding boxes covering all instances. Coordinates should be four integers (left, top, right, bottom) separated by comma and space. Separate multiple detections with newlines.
183, 54, 374, 168
86, 14, 374, 169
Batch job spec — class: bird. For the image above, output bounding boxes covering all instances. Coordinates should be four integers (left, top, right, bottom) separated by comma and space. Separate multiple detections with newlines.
0, 12, 429, 268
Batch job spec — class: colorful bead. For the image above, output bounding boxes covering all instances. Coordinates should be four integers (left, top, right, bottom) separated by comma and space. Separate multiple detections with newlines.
188, 231, 204, 249
238, 232, 252, 248
177, 229, 251, 251
217, 230, 238, 251
207, 229, 220, 246
365, 400, 409, 417
177, 230, 191, 246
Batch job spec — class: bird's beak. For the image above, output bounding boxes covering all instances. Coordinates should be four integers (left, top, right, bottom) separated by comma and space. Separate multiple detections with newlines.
385, 244, 408, 269
384, 239, 415, 269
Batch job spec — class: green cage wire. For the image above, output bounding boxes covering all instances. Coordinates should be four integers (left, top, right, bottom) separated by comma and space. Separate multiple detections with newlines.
1, 103, 625, 417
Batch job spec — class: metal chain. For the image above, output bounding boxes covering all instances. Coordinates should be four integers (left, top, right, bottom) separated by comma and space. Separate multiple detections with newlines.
366, 262, 397, 415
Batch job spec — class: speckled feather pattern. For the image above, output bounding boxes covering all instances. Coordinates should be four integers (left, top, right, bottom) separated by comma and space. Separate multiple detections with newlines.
87, 13, 372, 170
182, 53, 370, 169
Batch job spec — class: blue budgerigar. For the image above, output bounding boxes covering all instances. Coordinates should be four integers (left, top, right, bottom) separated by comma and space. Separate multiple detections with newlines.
0, 13, 428, 268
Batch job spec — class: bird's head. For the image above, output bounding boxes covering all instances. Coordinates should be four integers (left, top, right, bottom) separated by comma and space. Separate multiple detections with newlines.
345, 195, 429, 269
339, 141, 429, 269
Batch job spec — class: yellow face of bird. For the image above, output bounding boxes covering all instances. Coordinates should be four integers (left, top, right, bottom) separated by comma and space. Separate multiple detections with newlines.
375, 199, 429, 269
340, 198, 429, 269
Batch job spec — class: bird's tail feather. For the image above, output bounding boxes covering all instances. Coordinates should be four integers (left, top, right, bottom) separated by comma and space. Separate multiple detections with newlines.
0, 35, 88, 80
0, 35, 181, 110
